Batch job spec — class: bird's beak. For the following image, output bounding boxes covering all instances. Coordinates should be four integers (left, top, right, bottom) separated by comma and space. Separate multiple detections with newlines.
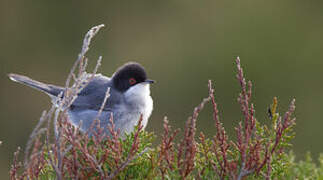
144, 79, 155, 84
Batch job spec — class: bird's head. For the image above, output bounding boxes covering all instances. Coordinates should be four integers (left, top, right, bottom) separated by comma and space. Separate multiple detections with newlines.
112, 62, 154, 93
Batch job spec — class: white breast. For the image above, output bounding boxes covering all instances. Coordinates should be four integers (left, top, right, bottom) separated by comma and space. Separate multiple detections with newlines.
124, 83, 153, 129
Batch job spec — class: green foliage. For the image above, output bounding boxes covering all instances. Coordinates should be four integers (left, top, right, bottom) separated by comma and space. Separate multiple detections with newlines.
281, 152, 323, 180
31, 130, 323, 180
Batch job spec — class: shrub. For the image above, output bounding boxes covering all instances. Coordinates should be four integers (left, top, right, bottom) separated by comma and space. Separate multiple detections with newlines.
9, 25, 323, 180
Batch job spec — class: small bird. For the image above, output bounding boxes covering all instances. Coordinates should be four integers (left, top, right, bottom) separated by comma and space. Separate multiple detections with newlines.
8, 62, 154, 136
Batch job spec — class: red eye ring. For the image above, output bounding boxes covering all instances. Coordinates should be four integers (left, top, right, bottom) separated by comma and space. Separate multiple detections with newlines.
129, 78, 136, 85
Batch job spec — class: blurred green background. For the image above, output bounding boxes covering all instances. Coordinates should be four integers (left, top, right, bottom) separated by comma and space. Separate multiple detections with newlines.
1, 0, 323, 177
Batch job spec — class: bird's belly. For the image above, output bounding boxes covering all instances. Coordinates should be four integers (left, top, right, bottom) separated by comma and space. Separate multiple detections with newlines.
67, 104, 151, 136
67, 109, 112, 133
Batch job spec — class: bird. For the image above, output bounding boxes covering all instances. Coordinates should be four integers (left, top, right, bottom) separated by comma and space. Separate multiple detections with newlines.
8, 62, 154, 136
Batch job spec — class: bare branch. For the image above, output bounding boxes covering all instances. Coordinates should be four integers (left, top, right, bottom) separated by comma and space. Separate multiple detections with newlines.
65, 24, 105, 88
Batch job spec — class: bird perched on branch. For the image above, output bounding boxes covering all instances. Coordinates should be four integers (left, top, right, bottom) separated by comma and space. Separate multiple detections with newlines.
8, 62, 154, 136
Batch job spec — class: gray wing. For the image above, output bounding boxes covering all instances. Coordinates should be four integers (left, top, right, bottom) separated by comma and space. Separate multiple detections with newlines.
71, 74, 123, 111
69, 74, 124, 134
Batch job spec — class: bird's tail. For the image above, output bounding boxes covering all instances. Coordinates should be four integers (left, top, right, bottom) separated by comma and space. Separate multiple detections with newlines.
8, 73, 64, 97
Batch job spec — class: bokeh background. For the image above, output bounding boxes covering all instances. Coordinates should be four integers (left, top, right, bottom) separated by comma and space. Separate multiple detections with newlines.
1, 0, 323, 177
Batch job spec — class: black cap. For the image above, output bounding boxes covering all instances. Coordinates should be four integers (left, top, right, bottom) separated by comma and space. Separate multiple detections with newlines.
112, 62, 153, 92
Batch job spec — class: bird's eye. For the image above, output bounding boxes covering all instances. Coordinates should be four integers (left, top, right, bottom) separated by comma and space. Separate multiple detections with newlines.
129, 78, 136, 85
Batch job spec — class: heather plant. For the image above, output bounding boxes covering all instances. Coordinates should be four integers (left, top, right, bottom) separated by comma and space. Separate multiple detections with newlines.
9, 25, 323, 180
